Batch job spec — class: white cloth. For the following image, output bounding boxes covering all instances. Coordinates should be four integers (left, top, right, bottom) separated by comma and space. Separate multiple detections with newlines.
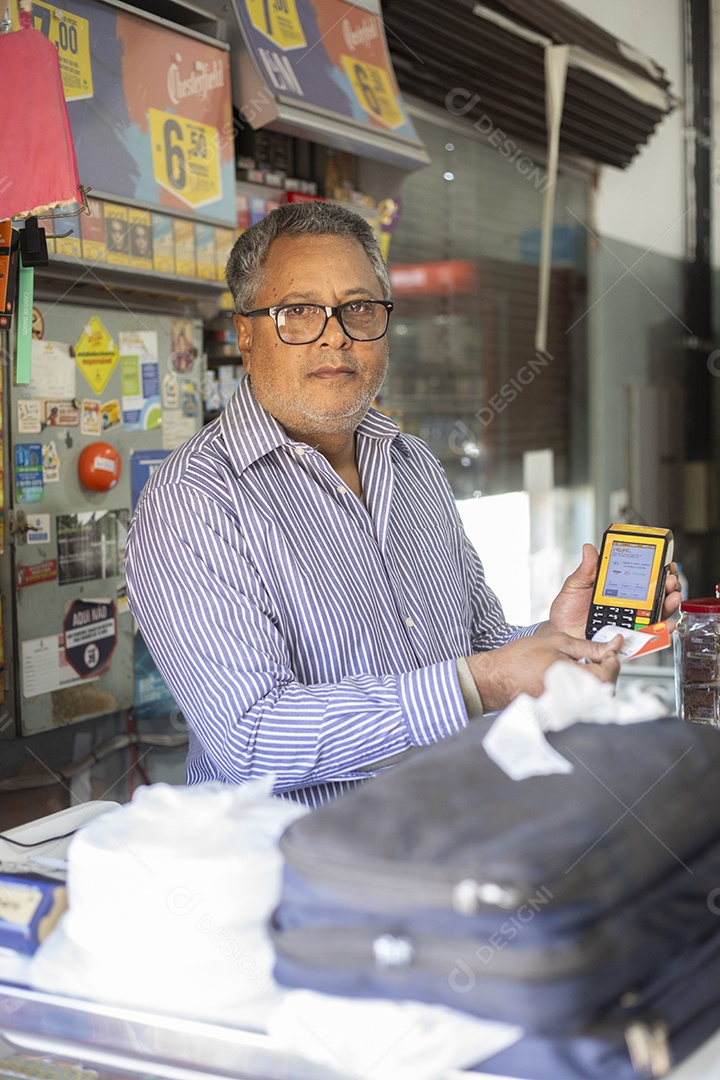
267, 990, 523, 1080
483, 660, 668, 781
31, 779, 305, 1024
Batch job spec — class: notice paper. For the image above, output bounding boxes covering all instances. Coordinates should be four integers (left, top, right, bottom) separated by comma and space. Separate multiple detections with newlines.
25, 341, 76, 400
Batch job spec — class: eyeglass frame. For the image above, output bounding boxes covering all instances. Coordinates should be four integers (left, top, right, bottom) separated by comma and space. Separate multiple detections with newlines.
240, 300, 394, 344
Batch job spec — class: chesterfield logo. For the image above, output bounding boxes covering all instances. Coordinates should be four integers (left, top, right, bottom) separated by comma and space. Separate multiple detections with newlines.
167, 60, 225, 104
342, 16, 379, 50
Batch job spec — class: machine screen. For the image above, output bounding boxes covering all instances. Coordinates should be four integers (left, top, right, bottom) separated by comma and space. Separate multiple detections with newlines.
602, 541, 655, 603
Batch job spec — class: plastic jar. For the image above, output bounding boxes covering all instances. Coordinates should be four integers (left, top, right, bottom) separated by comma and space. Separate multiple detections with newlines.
674, 596, 720, 725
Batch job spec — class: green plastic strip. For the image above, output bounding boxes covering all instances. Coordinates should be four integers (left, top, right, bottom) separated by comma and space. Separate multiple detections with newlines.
15, 262, 34, 386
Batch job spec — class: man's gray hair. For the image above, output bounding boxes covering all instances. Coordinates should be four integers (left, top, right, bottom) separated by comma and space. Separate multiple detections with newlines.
225, 201, 392, 314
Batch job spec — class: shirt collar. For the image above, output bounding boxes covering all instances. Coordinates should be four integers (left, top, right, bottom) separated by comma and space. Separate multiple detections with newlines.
355, 404, 411, 457
220, 374, 410, 475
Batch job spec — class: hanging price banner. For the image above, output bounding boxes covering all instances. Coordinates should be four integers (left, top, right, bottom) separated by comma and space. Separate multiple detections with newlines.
227, 0, 428, 170
244, 0, 306, 50
31, 3, 235, 222
148, 109, 222, 211
340, 55, 405, 129
31, 0, 93, 101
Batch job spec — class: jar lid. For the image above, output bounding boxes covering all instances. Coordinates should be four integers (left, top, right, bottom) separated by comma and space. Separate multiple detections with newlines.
681, 598, 720, 613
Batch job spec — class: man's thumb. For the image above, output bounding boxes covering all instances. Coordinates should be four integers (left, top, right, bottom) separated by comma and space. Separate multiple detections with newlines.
567, 543, 599, 588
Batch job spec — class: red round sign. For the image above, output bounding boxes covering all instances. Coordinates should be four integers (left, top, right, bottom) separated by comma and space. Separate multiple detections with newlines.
78, 442, 122, 492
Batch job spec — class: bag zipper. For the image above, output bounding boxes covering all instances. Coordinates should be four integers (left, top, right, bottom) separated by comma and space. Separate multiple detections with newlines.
281, 833, 530, 913
271, 920, 611, 981
624, 1019, 672, 1078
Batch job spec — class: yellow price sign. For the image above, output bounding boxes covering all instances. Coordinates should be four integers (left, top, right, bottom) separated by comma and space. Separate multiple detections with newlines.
340, 56, 405, 130
149, 110, 222, 211
244, 0, 306, 50
31, 1, 93, 101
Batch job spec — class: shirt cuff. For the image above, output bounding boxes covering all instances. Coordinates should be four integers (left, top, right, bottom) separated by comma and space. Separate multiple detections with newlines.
397, 660, 468, 745
508, 622, 541, 641
455, 658, 484, 720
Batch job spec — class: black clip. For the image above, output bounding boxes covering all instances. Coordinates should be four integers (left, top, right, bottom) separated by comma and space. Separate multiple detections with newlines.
19, 216, 49, 268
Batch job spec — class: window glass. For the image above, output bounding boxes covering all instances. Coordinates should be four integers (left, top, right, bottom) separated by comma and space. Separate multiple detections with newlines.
383, 113, 590, 501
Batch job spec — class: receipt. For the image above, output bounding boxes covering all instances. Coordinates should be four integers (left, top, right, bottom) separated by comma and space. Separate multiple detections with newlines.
592, 625, 655, 659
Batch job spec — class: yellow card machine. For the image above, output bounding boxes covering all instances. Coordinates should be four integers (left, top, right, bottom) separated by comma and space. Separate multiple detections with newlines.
585, 524, 674, 640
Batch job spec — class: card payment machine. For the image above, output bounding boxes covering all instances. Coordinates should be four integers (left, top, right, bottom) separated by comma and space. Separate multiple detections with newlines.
585, 524, 674, 640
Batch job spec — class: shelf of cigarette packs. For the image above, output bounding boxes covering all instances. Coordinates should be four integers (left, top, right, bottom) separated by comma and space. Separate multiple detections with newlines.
46, 196, 235, 298
203, 313, 243, 421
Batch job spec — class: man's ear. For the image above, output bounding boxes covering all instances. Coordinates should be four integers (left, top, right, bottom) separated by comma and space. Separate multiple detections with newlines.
234, 314, 253, 367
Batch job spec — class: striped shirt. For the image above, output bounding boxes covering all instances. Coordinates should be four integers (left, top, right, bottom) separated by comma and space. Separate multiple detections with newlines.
125, 376, 532, 807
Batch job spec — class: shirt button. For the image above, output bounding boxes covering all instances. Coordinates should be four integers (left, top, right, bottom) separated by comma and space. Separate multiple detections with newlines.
337, 485, 348, 495
405, 616, 415, 628
295, 447, 305, 456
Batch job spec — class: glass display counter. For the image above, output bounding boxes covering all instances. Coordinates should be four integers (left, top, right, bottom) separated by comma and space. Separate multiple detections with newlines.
1, 979, 720, 1080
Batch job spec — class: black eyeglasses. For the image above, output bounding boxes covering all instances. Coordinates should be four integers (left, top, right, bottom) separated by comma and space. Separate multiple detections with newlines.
242, 300, 394, 345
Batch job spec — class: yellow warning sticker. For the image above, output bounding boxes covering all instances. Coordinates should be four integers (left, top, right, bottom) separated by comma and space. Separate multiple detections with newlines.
75, 317, 120, 395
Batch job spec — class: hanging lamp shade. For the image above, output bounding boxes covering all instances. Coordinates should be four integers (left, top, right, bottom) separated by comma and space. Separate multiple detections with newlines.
0, 8, 82, 219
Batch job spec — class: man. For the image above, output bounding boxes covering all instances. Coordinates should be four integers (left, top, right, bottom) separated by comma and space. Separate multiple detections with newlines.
125, 202, 679, 807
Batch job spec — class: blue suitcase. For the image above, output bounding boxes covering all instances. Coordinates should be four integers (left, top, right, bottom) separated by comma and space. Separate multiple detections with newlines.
272, 716, 720, 1037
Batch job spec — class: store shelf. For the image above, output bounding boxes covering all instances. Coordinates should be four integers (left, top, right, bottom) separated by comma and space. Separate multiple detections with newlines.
34, 259, 228, 319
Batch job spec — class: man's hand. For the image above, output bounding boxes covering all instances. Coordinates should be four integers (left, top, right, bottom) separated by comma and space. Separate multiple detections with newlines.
660, 562, 682, 619
466, 633, 622, 713
538, 544, 682, 639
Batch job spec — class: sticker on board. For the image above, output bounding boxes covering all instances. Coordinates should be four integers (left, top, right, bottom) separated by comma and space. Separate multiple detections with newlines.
63, 599, 117, 679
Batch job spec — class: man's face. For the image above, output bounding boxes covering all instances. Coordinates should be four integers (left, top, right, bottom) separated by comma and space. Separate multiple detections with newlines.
108, 219, 125, 250
234, 234, 389, 442
134, 226, 150, 255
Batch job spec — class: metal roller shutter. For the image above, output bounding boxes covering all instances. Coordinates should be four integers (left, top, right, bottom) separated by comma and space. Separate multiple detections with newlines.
382, 0, 678, 169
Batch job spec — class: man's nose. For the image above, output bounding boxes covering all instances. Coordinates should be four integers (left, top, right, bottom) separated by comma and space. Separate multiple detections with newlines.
319, 312, 350, 347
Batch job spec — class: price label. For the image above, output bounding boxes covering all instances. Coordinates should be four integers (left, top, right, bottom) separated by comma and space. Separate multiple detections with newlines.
31, 0, 93, 101
340, 56, 405, 130
149, 110, 222, 210
244, 0, 306, 50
